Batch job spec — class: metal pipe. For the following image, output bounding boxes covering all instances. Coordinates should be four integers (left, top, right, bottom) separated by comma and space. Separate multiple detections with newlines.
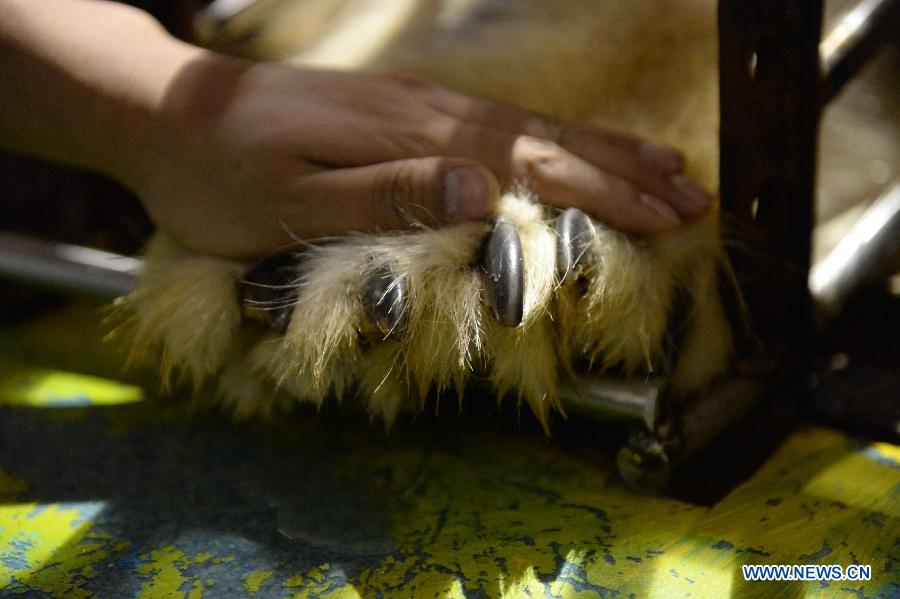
810, 183, 900, 315
820, 0, 900, 104
558, 376, 666, 431
0, 232, 141, 298
616, 375, 767, 492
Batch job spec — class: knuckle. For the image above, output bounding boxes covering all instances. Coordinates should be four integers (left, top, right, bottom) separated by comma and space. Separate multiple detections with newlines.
512, 135, 564, 179
398, 124, 440, 156
408, 113, 460, 155
371, 162, 436, 226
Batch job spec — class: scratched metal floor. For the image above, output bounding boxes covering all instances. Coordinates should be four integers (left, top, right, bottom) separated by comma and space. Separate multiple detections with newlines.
0, 286, 898, 598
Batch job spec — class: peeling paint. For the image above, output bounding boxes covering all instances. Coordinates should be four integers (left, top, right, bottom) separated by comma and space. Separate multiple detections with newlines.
0, 306, 898, 597
136, 546, 204, 599
2, 424, 897, 597
0, 367, 143, 408
0, 501, 129, 597
243, 570, 275, 593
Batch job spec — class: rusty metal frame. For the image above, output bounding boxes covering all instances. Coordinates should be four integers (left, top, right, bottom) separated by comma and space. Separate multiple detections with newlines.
617, 1, 826, 491
618, 0, 900, 490
718, 0, 899, 354
718, 0, 823, 362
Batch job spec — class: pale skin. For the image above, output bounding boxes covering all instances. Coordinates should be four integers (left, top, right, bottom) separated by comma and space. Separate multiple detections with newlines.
0, 0, 713, 260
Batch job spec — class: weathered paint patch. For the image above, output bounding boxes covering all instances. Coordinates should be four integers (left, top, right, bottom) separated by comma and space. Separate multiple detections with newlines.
135, 546, 206, 599
330, 433, 706, 598
0, 367, 143, 408
6, 424, 894, 598
283, 564, 359, 598
243, 570, 275, 593
257, 427, 896, 598
0, 501, 129, 597
1, 304, 897, 598
693, 428, 900, 598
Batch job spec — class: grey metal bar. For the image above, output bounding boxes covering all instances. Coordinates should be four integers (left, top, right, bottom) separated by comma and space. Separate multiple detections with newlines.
616, 375, 767, 492
558, 377, 666, 431
0, 232, 141, 298
810, 183, 900, 314
820, 0, 900, 104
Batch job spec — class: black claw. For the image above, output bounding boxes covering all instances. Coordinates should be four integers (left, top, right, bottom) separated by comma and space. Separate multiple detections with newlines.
554, 208, 595, 284
481, 216, 524, 327
239, 253, 300, 332
362, 263, 407, 338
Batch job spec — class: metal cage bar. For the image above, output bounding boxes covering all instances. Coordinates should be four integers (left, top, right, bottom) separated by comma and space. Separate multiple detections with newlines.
718, 0, 823, 362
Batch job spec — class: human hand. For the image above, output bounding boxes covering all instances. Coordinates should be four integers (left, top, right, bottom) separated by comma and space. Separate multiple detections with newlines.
0, 0, 711, 261
131, 57, 712, 259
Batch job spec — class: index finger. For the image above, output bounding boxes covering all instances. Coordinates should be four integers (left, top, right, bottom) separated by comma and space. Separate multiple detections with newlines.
424, 85, 685, 172
424, 86, 713, 219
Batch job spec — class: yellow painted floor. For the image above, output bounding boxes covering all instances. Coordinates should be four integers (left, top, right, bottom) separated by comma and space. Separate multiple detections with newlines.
0, 302, 897, 598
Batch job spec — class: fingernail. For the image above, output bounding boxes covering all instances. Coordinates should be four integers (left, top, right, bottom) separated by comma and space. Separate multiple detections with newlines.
639, 143, 685, 173
640, 193, 681, 229
672, 175, 713, 213
444, 166, 495, 221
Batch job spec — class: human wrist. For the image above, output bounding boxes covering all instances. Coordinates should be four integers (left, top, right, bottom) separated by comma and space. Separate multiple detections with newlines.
0, 0, 207, 189
96, 22, 210, 193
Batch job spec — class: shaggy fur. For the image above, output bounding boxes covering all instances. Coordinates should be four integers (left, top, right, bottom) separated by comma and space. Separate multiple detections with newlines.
116, 0, 734, 431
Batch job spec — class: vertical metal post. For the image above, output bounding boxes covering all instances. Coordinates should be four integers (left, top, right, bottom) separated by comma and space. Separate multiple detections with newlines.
718, 0, 823, 362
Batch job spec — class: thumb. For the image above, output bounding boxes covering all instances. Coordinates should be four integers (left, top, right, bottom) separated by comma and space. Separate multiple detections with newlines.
288, 157, 500, 235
